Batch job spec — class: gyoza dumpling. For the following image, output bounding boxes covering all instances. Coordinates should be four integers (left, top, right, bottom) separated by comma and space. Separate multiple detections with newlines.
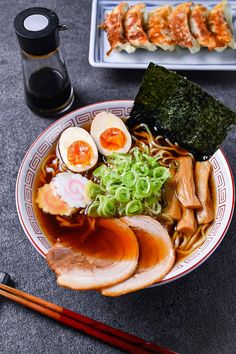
100, 2, 136, 55
208, 0, 235, 52
147, 6, 176, 51
124, 4, 156, 51
190, 4, 216, 50
169, 2, 200, 54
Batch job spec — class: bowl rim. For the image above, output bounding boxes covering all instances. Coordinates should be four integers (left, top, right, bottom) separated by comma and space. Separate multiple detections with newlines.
15, 100, 235, 286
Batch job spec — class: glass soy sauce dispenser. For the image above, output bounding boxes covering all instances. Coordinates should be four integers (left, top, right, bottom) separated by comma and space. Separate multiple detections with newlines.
14, 7, 74, 117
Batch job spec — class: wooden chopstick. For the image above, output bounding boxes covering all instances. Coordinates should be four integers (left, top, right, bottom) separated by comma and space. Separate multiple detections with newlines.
0, 284, 177, 354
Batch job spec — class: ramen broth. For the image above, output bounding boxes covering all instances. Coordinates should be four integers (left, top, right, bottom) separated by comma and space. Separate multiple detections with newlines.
33, 130, 216, 262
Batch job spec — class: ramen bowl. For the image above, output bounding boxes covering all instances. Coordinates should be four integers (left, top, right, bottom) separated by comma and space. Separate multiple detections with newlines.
16, 101, 235, 286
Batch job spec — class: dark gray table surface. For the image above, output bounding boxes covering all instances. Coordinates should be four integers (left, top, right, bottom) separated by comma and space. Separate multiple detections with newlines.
0, 1, 236, 353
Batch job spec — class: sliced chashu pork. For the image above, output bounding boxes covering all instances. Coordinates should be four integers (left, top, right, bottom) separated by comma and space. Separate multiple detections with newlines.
101, 216, 175, 297
46, 218, 139, 290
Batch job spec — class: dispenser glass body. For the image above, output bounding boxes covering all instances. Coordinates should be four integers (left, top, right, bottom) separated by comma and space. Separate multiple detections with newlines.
21, 47, 73, 116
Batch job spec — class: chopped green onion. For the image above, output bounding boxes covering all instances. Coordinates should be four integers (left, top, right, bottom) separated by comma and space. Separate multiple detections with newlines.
85, 181, 101, 199
122, 171, 137, 187
152, 166, 171, 180
115, 187, 130, 203
134, 177, 151, 199
125, 200, 143, 215
132, 162, 149, 176
93, 165, 108, 178
86, 147, 170, 218
151, 179, 163, 193
99, 197, 116, 217
86, 201, 100, 217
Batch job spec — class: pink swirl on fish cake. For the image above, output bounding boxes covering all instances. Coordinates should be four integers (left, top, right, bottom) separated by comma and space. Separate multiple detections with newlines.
52, 172, 89, 208
64, 178, 86, 202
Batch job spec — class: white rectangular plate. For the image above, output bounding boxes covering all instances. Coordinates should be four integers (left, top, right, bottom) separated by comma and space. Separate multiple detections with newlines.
89, 0, 236, 70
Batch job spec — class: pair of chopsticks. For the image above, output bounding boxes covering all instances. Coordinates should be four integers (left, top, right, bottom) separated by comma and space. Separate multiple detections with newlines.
0, 284, 177, 354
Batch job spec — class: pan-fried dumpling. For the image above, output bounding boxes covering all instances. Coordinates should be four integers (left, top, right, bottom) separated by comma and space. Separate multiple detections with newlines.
208, 0, 235, 52
147, 6, 176, 51
169, 2, 200, 54
124, 4, 156, 51
190, 4, 216, 50
100, 2, 135, 55
101, 216, 175, 296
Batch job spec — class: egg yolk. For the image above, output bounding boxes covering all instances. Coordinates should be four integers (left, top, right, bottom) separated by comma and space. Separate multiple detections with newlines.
67, 140, 93, 165
100, 128, 127, 151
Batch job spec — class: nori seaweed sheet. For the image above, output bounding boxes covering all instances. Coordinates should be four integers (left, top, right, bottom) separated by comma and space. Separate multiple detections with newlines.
127, 63, 236, 160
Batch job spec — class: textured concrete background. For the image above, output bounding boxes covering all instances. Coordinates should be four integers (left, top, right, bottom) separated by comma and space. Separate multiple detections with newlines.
0, 1, 236, 353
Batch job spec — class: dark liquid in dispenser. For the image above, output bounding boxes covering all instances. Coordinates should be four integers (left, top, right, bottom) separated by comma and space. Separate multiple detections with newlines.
25, 67, 72, 114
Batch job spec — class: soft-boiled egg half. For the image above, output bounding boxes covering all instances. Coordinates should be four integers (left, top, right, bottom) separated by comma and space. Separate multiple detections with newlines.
57, 127, 98, 173
90, 112, 132, 156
